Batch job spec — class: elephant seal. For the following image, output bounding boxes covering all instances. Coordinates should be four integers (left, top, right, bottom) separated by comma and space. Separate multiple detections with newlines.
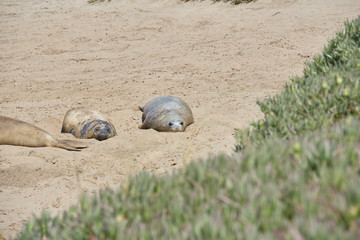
61, 108, 117, 141
0, 115, 88, 151
139, 96, 194, 132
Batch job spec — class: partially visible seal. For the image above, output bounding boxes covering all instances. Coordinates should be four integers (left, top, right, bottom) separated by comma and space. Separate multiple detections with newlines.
61, 108, 117, 141
0, 115, 88, 151
139, 96, 194, 132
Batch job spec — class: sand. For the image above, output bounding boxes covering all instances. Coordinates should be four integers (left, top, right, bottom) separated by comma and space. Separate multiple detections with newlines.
0, 0, 359, 238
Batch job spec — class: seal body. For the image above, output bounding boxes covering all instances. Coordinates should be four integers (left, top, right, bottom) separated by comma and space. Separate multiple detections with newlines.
0, 115, 87, 151
139, 96, 194, 132
61, 108, 117, 141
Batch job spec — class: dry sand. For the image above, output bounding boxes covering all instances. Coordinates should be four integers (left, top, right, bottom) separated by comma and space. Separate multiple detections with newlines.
0, 0, 359, 238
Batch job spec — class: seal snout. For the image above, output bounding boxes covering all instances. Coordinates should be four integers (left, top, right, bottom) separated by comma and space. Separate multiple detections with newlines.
168, 120, 184, 132
94, 124, 113, 141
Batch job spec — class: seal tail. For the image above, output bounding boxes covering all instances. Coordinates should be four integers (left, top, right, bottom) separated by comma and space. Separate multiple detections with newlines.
55, 140, 89, 151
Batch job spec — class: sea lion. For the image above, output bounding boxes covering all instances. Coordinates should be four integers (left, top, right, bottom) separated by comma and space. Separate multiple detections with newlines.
139, 95, 194, 132
61, 108, 117, 141
0, 115, 88, 151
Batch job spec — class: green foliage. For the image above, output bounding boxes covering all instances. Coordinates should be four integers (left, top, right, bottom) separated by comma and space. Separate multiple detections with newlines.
16, 118, 360, 239
304, 17, 360, 79
235, 16, 360, 151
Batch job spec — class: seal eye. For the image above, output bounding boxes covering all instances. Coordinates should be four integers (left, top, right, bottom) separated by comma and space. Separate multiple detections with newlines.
168, 122, 174, 126
180, 121, 184, 126
94, 127, 100, 133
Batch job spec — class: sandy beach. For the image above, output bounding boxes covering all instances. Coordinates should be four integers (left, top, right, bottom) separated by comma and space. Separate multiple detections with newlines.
1, 0, 359, 238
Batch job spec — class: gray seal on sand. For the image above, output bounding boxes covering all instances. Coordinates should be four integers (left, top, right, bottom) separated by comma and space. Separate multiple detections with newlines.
139, 96, 194, 132
0, 115, 88, 151
61, 108, 117, 141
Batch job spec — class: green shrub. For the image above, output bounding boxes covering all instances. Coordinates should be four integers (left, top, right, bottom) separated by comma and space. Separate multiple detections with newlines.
16, 117, 360, 239
304, 17, 360, 78
235, 16, 360, 151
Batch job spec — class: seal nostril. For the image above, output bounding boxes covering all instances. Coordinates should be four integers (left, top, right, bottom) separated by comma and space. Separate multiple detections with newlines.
97, 135, 107, 141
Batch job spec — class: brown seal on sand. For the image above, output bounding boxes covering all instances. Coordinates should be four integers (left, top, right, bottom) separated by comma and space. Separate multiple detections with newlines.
61, 108, 117, 141
139, 96, 194, 132
0, 115, 87, 151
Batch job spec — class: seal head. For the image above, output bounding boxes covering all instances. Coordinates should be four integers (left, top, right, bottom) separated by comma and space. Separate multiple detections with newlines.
152, 114, 185, 132
139, 96, 194, 132
80, 120, 116, 141
61, 108, 117, 141
168, 119, 184, 132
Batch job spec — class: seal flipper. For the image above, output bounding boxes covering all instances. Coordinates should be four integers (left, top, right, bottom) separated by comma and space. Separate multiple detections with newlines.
141, 113, 146, 123
69, 129, 76, 136
51, 141, 86, 151
59, 140, 88, 149
138, 121, 150, 129
138, 106, 148, 128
